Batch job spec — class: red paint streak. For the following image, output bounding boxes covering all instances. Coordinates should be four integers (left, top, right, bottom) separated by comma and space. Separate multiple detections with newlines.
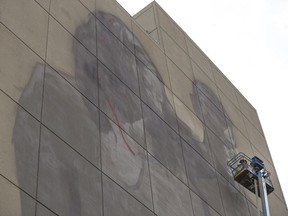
106, 99, 135, 156
98, 64, 135, 155
97, 64, 100, 81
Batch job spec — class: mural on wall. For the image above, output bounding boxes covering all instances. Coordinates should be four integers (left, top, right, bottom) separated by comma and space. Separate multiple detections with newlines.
11, 10, 241, 216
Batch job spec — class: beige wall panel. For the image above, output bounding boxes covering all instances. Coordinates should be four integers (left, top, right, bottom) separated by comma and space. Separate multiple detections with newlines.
236, 91, 264, 134
0, 176, 35, 216
232, 126, 253, 156
157, 7, 187, 52
35, 0, 50, 12
183, 142, 224, 215
192, 61, 217, 91
162, 30, 193, 79
134, 6, 157, 34
190, 191, 221, 216
173, 95, 204, 142
266, 162, 286, 204
186, 38, 213, 81
244, 116, 272, 163
50, 0, 96, 55
219, 91, 248, 138
192, 61, 224, 112
0, 24, 44, 120
46, 17, 76, 77
213, 66, 240, 108
173, 96, 213, 163
269, 193, 288, 216
244, 190, 259, 210
132, 21, 170, 89
0, 0, 48, 59
149, 155, 194, 216
149, 28, 160, 44
246, 200, 262, 216
167, 58, 195, 111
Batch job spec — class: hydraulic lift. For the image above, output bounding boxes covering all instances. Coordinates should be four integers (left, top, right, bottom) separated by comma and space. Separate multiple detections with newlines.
227, 153, 274, 216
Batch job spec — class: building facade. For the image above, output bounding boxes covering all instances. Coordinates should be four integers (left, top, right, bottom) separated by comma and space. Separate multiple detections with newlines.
0, 0, 287, 215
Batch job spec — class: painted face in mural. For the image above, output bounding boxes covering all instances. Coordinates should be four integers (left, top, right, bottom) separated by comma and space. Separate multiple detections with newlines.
195, 82, 232, 143
194, 81, 236, 175
72, 11, 147, 190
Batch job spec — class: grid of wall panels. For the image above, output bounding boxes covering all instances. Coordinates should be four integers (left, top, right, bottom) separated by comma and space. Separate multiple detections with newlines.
0, 0, 287, 216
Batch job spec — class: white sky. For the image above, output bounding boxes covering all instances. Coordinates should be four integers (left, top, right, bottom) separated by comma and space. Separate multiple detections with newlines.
116, 0, 288, 207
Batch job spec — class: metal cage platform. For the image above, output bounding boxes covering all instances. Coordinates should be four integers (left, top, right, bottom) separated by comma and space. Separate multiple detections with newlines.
227, 153, 274, 196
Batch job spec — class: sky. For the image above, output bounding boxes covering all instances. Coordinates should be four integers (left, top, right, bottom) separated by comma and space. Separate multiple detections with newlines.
116, 0, 288, 207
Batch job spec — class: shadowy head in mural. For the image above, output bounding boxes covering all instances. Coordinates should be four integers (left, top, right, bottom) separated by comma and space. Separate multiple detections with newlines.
194, 81, 234, 146
73, 11, 149, 190
192, 80, 237, 180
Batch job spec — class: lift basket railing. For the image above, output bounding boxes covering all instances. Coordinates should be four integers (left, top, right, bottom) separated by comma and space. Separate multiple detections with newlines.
227, 152, 274, 196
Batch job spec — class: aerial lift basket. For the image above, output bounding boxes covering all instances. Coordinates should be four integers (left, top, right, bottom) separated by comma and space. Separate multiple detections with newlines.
227, 152, 274, 196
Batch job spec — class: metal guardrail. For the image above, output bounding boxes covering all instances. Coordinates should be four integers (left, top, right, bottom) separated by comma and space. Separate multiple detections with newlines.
227, 152, 274, 196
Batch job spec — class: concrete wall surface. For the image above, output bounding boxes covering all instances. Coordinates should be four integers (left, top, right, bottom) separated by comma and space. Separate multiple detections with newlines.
0, 0, 287, 216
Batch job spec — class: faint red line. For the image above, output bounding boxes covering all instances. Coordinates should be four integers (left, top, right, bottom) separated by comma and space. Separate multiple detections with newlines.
97, 64, 100, 81
106, 99, 136, 156
98, 65, 135, 155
